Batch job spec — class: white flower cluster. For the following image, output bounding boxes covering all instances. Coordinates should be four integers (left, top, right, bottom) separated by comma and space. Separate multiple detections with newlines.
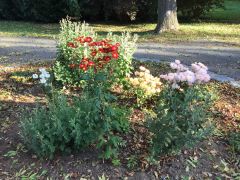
129, 66, 162, 96
160, 60, 211, 89
32, 68, 51, 84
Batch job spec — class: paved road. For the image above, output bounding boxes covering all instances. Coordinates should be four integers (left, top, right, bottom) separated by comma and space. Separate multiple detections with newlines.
0, 36, 239, 80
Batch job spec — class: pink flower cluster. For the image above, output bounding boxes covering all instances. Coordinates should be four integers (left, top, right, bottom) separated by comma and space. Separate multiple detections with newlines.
160, 60, 210, 89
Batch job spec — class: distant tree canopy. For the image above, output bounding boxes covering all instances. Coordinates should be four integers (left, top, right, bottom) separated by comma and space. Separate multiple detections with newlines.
0, 0, 224, 22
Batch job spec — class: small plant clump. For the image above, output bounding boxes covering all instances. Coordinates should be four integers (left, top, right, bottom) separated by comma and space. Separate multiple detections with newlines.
32, 68, 51, 85
128, 66, 162, 106
21, 67, 130, 160
21, 19, 136, 161
148, 60, 215, 157
54, 18, 138, 87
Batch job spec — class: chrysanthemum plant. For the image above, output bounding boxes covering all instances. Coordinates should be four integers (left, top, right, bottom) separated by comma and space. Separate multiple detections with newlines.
54, 18, 138, 87
148, 60, 216, 157
128, 66, 162, 107
22, 19, 136, 161
23, 66, 130, 161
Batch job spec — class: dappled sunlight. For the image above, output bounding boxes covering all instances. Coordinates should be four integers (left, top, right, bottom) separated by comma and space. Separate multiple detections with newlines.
0, 94, 44, 104
0, 60, 239, 179
213, 83, 240, 132
215, 100, 240, 131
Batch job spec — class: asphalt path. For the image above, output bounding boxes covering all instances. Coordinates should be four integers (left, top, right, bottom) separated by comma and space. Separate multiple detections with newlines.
0, 36, 239, 80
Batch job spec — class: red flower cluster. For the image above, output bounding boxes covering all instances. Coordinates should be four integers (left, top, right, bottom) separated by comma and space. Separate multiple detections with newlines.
75, 36, 93, 43
67, 42, 77, 48
67, 36, 120, 72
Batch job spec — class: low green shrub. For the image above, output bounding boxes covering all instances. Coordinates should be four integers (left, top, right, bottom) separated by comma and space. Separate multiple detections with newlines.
21, 89, 130, 159
148, 60, 216, 157
228, 131, 240, 153
148, 85, 214, 157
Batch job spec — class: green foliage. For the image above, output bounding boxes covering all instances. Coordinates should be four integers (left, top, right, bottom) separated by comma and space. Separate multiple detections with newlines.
54, 18, 137, 87
127, 155, 138, 169
148, 85, 215, 157
32, 0, 68, 22
178, 0, 225, 20
75, 0, 155, 22
228, 131, 240, 153
22, 23, 132, 159
204, 0, 240, 22
0, 0, 81, 22
0, 0, 33, 20
138, 0, 225, 21
21, 88, 130, 159
0, 0, 225, 22
78, 0, 225, 21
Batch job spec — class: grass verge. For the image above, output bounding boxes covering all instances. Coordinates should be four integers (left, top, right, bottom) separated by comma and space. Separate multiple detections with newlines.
0, 21, 239, 46
204, 0, 240, 22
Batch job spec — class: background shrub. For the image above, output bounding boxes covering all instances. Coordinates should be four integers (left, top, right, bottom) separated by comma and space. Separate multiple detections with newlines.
0, 0, 81, 22
0, 0, 33, 20
32, 0, 68, 22
0, 0, 224, 22
148, 85, 215, 157
178, 0, 224, 20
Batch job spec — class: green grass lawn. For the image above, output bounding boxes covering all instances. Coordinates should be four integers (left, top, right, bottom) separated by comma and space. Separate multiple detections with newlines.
204, 0, 240, 22
0, 21, 239, 45
93, 22, 240, 45
0, 0, 239, 45
0, 21, 59, 38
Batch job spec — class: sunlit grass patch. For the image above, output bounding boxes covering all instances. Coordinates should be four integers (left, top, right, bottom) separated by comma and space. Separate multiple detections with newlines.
204, 0, 240, 22
0, 21, 59, 38
92, 22, 240, 45
10, 70, 34, 83
0, 89, 11, 99
0, 21, 239, 45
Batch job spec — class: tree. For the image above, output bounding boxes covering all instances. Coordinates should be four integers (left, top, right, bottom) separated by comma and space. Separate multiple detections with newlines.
155, 0, 179, 34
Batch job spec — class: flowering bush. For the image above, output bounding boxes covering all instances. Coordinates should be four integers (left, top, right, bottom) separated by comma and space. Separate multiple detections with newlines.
160, 60, 211, 89
128, 66, 162, 106
148, 60, 215, 157
54, 18, 138, 86
28, 18, 137, 160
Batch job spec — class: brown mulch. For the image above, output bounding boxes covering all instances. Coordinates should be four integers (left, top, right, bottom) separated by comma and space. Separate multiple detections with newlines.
0, 64, 239, 179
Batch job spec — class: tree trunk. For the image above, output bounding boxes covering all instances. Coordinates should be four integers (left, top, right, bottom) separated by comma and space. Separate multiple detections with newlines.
155, 0, 179, 34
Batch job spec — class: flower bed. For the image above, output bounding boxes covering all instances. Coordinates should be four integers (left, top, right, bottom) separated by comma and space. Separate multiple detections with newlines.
1, 59, 239, 179
20, 19, 217, 165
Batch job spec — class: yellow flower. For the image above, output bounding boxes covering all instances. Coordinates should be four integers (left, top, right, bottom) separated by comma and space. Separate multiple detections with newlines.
139, 66, 146, 72
156, 88, 161, 93
139, 72, 145, 77
135, 71, 140, 76
145, 69, 150, 74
